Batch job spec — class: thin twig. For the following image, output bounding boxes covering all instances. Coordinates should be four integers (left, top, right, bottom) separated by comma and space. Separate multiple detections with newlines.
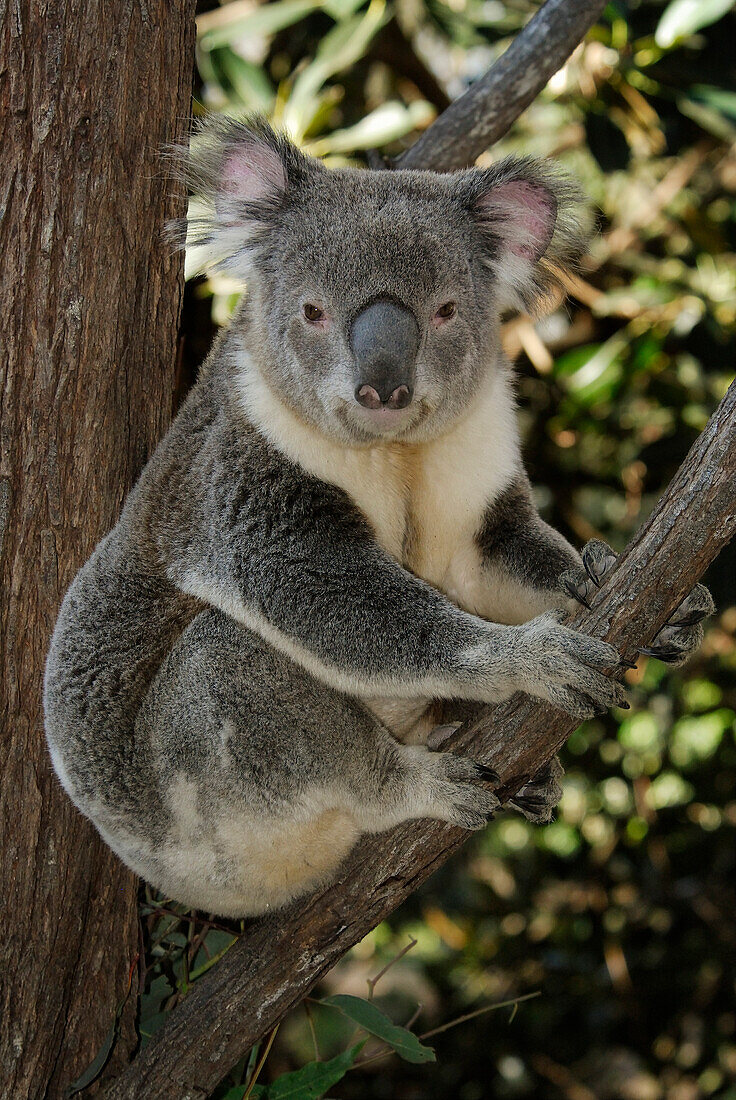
367, 936, 418, 1000
243, 1025, 279, 1100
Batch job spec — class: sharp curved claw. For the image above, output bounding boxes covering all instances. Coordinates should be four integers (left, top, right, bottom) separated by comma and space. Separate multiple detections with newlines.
639, 644, 682, 663
667, 608, 708, 628
510, 793, 547, 808
477, 764, 500, 783
583, 555, 603, 588
562, 577, 591, 609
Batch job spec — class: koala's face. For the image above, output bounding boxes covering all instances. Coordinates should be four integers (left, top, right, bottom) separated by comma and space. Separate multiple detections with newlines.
182, 119, 586, 445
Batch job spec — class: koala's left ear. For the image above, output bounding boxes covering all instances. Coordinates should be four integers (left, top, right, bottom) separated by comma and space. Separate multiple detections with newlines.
458, 158, 591, 314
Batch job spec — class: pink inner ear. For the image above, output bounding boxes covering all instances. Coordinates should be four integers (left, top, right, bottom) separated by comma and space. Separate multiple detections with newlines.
479, 180, 556, 260
222, 142, 287, 202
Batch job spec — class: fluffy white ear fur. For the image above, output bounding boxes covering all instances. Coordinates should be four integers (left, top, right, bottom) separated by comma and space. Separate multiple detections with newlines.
169, 118, 305, 279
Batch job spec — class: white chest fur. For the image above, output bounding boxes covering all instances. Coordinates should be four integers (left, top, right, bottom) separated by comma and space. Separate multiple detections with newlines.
238, 358, 521, 620
237, 356, 524, 741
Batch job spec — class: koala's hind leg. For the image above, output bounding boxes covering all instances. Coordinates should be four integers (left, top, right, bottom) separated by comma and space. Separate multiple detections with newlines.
131, 609, 499, 916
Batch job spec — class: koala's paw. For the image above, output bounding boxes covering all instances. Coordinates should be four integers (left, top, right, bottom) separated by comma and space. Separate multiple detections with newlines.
426, 722, 463, 750
560, 538, 618, 611
561, 540, 714, 666
422, 752, 501, 831
515, 609, 629, 720
506, 756, 564, 824
640, 583, 715, 665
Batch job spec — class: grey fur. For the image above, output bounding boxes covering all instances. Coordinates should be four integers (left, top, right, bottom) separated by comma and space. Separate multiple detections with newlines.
44, 118, 709, 916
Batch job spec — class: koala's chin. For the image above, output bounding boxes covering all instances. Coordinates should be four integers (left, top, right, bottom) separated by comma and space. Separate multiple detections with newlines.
331, 397, 432, 447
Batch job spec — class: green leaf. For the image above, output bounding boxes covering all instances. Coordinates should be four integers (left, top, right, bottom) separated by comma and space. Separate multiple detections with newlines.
199, 0, 325, 51
690, 84, 736, 120
677, 95, 736, 141
554, 333, 629, 408
215, 48, 275, 113
66, 1017, 118, 1095
283, 0, 388, 139
306, 100, 434, 156
67, 961, 138, 1093
255, 1042, 365, 1099
655, 0, 734, 49
322, 0, 365, 17
319, 994, 436, 1064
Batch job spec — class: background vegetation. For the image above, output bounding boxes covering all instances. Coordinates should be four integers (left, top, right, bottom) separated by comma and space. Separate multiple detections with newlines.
141, 2, 736, 1097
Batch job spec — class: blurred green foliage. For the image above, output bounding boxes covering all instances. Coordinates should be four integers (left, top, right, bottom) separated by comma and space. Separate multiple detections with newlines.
154, 1, 736, 1097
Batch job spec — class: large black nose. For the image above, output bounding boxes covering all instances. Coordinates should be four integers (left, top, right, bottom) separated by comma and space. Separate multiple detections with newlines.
349, 300, 419, 410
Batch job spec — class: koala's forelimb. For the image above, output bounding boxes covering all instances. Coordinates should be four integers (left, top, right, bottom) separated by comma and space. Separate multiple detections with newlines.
171, 427, 625, 717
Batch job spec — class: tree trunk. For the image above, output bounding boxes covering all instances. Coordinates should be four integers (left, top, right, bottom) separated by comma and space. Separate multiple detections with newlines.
0, 2, 196, 1096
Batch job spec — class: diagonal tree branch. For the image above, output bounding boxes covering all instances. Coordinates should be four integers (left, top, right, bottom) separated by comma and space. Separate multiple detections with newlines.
107, 383, 736, 1099
395, 0, 608, 171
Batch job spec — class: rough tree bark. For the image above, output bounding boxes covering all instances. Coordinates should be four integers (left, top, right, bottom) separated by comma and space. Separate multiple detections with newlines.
0, 2, 196, 1097
104, 382, 736, 1100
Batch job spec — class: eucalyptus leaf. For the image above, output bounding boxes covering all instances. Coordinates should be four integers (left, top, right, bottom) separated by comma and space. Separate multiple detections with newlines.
66, 1018, 118, 1095
322, 0, 366, 18
306, 100, 434, 155
655, 0, 734, 49
319, 994, 436, 1064
216, 48, 275, 112
247, 1043, 365, 1099
689, 84, 736, 121
200, 0, 326, 51
283, 0, 388, 139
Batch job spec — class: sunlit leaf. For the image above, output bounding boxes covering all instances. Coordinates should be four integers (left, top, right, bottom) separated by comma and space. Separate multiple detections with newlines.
306, 100, 434, 155
689, 84, 736, 120
655, 0, 734, 48
199, 0, 326, 51
283, 0, 388, 139
215, 47, 275, 112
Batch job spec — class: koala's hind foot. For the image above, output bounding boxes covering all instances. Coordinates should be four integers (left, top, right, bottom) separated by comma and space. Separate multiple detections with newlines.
561, 539, 714, 665
368, 747, 501, 832
506, 756, 564, 824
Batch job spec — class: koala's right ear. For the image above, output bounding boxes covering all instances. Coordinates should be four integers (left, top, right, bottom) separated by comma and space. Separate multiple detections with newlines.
167, 116, 317, 277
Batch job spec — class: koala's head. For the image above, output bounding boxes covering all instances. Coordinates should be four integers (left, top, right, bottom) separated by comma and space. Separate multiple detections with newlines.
175, 117, 589, 446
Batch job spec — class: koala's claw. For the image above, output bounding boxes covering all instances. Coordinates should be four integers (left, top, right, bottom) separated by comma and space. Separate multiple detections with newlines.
426, 722, 462, 750
517, 610, 629, 719
561, 573, 592, 609
560, 540, 618, 614
424, 752, 501, 830
582, 538, 617, 588
639, 584, 714, 666
507, 757, 564, 824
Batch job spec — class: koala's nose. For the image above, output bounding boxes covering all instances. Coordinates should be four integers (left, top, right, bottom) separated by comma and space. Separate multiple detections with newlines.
350, 300, 419, 409
355, 383, 412, 410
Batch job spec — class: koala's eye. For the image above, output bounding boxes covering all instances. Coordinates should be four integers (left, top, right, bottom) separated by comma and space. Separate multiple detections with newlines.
303, 303, 325, 324
435, 301, 457, 322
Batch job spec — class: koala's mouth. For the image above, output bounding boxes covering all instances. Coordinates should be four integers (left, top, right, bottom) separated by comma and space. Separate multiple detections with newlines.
336, 398, 430, 442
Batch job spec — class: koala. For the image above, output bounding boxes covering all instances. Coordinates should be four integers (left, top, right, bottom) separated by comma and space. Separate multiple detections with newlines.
43, 117, 713, 918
